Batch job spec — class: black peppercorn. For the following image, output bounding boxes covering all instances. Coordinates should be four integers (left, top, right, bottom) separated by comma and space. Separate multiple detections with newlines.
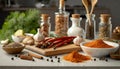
32, 59, 35, 61
55, 56, 57, 58
50, 56, 52, 59
51, 60, 53, 62
47, 59, 49, 61
94, 58, 96, 61
15, 54, 18, 57
58, 57, 60, 59
58, 59, 60, 63
40, 57, 44, 60
105, 59, 108, 62
11, 57, 14, 60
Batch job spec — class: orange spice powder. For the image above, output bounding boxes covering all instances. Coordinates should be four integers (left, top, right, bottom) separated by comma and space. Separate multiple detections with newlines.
84, 39, 114, 48
63, 51, 91, 63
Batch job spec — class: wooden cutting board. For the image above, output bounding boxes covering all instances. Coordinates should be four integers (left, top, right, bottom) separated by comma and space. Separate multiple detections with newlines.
25, 44, 81, 56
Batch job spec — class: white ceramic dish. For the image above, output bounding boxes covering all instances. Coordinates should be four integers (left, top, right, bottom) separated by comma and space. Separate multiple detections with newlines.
80, 41, 119, 57
12, 33, 34, 43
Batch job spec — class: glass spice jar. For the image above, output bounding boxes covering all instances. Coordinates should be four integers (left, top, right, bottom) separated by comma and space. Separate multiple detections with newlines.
55, 0, 69, 37
67, 14, 84, 37
98, 14, 112, 40
40, 14, 51, 37
85, 14, 96, 40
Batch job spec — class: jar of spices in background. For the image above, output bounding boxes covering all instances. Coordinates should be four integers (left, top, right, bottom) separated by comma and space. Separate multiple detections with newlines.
40, 14, 51, 37
85, 14, 96, 40
67, 14, 84, 37
55, 0, 69, 37
98, 14, 112, 40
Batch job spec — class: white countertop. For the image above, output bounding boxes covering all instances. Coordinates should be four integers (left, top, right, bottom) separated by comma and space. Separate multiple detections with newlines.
0, 45, 120, 69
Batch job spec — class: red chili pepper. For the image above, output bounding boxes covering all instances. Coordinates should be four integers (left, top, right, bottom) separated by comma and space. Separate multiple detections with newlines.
53, 38, 74, 49
48, 36, 75, 43
47, 39, 63, 48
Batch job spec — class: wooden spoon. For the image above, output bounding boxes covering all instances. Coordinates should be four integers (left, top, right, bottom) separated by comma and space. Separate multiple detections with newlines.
90, 0, 98, 15
82, 0, 92, 26
82, 0, 89, 14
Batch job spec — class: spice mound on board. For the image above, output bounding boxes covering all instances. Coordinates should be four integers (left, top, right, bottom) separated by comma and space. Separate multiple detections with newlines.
84, 39, 114, 48
63, 51, 91, 63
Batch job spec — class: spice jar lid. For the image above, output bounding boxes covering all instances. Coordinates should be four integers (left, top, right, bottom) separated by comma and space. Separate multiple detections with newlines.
100, 14, 110, 17
72, 14, 80, 18
60, 0, 65, 8
41, 14, 49, 21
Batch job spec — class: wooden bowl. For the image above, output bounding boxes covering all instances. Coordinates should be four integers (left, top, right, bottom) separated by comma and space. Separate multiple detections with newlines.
2, 42, 25, 54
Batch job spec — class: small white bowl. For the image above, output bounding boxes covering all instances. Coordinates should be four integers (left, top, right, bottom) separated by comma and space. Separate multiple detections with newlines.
11, 35, 25, 43
80, 41, 119, 57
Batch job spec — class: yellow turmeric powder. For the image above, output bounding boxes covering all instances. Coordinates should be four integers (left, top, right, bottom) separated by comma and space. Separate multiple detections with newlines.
84, 39, 113, 48
63, 51, 91, 63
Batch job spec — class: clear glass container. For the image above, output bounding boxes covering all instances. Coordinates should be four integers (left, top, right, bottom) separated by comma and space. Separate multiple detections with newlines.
40, 14, 51, 37
85, 14, 96, 40
67, 14, 84, 37
55, 0, 69, 37
98, 14, 112, 40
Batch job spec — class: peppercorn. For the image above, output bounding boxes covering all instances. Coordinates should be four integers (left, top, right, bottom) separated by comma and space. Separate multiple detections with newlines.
47, 59, 49, 61
50, 56, 52, 59
40, 57, 44, 60
55, 56, 57, 58
58, 57, 60, 59
93, 58, 96, 61
11, 57, 14, 60
58, 59, 60, 63
105, 59, 108, 62
51, 59, 53, 62
32, 59, 35, 61
15, 54, 18, 57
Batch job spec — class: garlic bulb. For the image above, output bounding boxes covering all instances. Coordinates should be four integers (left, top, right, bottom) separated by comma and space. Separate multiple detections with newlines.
73, 36, 83, 46
33, 28, 45, 42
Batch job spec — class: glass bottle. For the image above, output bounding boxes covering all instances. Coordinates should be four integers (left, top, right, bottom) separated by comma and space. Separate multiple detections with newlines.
85, 14, 96, 40
67, 14, 84, 37
98, 14, 112, 40
55, 0, 69, 37
40, 14, 51, 37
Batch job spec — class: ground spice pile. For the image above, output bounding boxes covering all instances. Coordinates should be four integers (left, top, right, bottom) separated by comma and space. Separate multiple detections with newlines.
84, 39, 114, 48
63, 51, 91, 63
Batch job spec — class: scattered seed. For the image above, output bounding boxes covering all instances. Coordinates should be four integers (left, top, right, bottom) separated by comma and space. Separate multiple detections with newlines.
55, 56, 57, 58
58, 57, 60, 59
47, 59, 49, 61
32, 59, 35, 61
50, 56, 52, 59
40, 57, 44, 60
51, 60, 53, 62
58, 60, 60, 63
94, 58, 96, 61
15, 54, 18, 57
11, 57, 14, 60
105, 59, 108, 62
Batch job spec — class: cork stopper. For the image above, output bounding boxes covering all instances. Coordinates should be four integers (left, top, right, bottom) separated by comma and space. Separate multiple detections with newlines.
59, 0, 65, 9
72, 14, 80, 18
41, 14, 49, 21
100, 14, 111, 23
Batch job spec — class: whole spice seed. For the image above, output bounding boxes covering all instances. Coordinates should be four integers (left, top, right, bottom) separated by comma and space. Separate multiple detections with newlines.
55, 56, 57, 58
11, 57, 14, 60
105, 59, 108, 62
51, 59, 53, 62
47, 59, 49, 61
15, 54, 18, 57
94, 58, 96, 61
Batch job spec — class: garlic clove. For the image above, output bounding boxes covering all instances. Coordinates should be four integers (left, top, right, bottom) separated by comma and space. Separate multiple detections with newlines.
73, 36, 83, 46
33, 28, 45, 42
